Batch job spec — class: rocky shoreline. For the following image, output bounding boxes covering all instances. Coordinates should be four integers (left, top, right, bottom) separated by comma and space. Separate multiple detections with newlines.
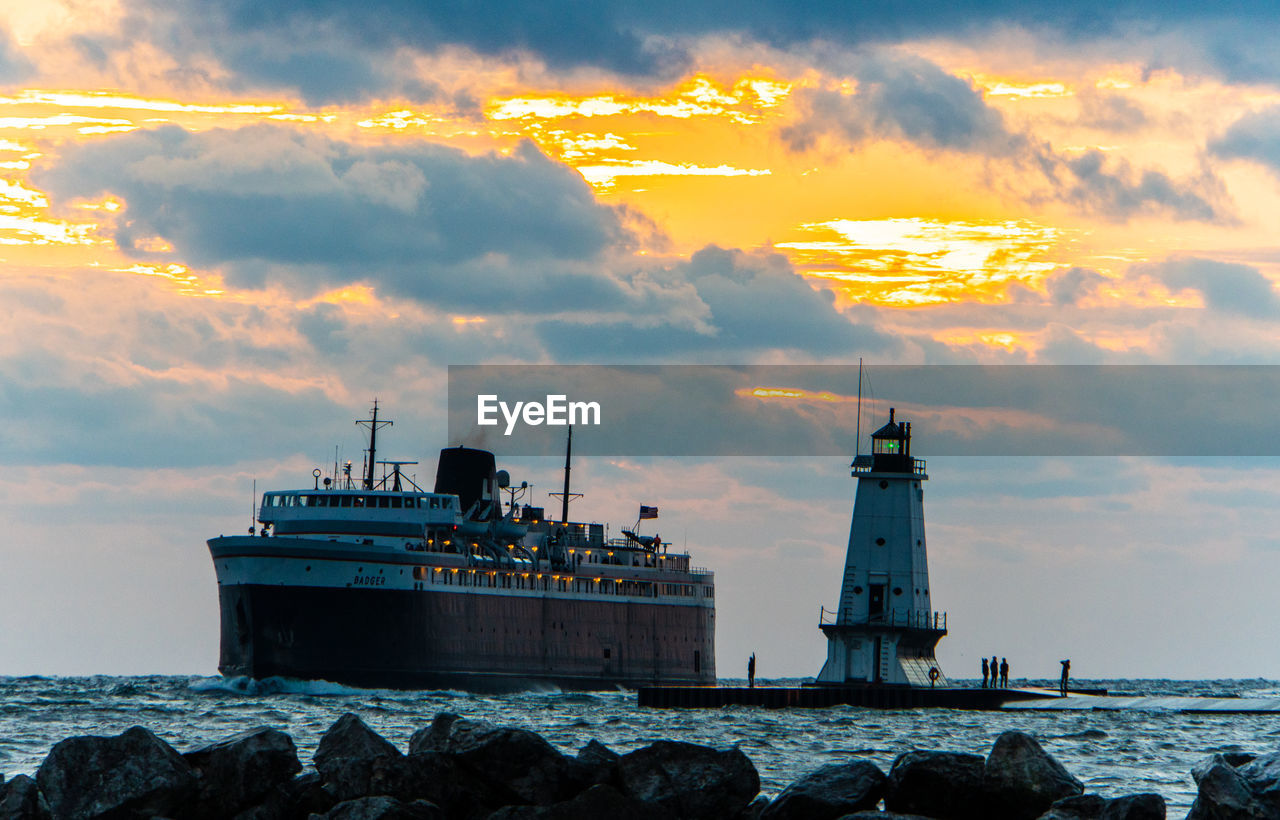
0, 711, 1274, 819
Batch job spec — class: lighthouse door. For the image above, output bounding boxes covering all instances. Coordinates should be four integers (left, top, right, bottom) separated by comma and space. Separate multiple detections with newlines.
868, 584, 885, 621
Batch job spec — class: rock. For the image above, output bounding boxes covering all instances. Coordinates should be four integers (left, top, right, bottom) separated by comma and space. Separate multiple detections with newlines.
575, 740, 621, 787
1225, 754, 1259, 769
35, 725, 196, 819
760, 760, 886, 820
0, 774, 51, 820
408, 714, 587, 805
314, 714, 408, 801
1037, 794, 1109, 819
237, 771, 337, 820
835, 813, 937, 820
884, 750, 986, 820
1099, 793, 1165, 820
616, 739, 760, 820
486, 784, 666, 820
181, 727, 301, 819
402, 751, 523, 820
313, 795, 444, 820
1186, 755, 1271, 820
739, 794, 770, 820
1238, 752, 1280, 812
984, 731, 1084, 820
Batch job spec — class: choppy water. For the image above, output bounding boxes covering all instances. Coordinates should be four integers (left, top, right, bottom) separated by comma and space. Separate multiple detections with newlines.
3, 676, 1279, 812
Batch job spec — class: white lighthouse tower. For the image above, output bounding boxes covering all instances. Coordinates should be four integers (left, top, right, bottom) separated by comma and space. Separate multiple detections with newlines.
816, 409, 947, 686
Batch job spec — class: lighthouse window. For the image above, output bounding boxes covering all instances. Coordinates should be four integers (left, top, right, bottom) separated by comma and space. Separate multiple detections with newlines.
879, 481, 888, 489
875, 537, 885, 546
853, 586, 863, 594
893, 587, 902, 595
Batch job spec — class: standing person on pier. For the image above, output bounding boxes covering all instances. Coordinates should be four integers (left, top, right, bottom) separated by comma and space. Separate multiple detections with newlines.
981, 657, 989, 688
1060, 659, 1071, 696
991, 656, 999, 688
748, 654, 756, 688
1000, 658, 1009, 688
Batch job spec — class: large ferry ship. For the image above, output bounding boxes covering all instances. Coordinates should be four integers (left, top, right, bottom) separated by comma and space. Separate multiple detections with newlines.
207, 403, 716, 691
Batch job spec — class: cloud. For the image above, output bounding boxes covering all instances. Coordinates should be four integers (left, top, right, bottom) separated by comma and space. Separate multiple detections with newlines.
1043, 266, 1108, 307
34, 125, 642, 311
537, 246, 894, 359
781, 54, 1021, 155
1055, 150, 1222, 223
1211, 105, 1280, 177
1140, 256, 1280, 318
782, 54, 1227, 223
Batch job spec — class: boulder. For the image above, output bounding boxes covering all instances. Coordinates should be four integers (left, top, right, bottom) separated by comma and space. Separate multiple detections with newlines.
1038, 794, 1109, 819
0, 774, 51, 820
486, 783, 666, 820
739, 794, 770, 820
181, 727, 301, 819
984, 731, 1084, 820
314, 714, 408, 801
36, 725, 196, 819
408, 714, 587, 805
575, 740, 621, 787
1098, 794, 1165, 820
884, 750, 986, 820
312, 795, 445, 820
236, 771, 337, 820
402, 750, 523, 820
759, 760, 886, 820
1186, 755, 1271, 820
616, 739, 760, 820
1238, 752, 1280, 812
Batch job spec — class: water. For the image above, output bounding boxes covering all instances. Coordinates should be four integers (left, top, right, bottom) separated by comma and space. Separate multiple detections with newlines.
3, 676, 1279, 812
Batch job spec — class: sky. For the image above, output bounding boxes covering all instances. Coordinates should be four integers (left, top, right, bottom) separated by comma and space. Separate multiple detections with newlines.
3, 0, 1280, 680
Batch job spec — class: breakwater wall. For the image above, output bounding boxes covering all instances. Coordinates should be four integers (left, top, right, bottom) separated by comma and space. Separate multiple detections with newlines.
0, 711, 1273, 819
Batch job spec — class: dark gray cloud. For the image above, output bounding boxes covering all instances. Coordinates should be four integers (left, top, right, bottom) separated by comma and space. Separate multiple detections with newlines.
781, 55, 1021, 155
1141, 256, 1280, 318
536, 245, 895, 360
1057, 150, 1221, 222
101, 0, 1280, 99
1211, 105, 1280, 176
34, 125, 636, 312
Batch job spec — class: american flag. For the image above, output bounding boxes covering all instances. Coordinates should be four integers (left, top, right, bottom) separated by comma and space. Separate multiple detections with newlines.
639, 505, 658, 519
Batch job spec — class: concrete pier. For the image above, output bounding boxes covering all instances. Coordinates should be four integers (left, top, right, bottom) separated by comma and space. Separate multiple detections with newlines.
637, 685, 1062, 709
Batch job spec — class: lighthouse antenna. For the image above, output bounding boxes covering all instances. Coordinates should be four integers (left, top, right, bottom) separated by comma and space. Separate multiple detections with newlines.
855, 358, 863, 457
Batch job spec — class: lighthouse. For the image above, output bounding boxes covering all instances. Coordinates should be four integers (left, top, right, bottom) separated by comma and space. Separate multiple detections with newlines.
816, 409, 947, 686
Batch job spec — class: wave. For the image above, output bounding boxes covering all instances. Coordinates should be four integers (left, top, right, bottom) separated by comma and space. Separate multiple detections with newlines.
187, 675, 386, 697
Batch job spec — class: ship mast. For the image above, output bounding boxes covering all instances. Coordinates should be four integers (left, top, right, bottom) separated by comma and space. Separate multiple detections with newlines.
356, 400, 393, 490
549, 425, 582, 523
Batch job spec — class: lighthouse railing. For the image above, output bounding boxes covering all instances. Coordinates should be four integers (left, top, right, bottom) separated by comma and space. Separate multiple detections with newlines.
819, 607, 946, 631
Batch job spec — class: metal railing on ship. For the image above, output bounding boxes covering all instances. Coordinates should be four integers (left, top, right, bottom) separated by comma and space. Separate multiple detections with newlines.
819, 606, 946, 631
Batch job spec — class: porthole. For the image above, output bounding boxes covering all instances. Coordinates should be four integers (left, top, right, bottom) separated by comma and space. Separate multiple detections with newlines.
875, 537, 886, 546
916, 539, 922, 545
893, 587, 903, 596
853, 586, 863, 594
879, 480, 889, 489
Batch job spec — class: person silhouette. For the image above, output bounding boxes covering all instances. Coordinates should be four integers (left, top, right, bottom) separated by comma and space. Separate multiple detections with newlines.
981, 657, 989, 688
1060, 659, 1070, 696
1000, 657, 1009, 688
991, 656, 998, 688
748, 653, 756, 688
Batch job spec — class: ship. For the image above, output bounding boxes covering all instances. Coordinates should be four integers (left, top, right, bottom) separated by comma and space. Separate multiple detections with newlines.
207, 402, 716, 691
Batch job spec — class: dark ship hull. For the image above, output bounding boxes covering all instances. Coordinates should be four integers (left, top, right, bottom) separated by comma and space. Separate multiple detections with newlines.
211, 536, 716, 692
